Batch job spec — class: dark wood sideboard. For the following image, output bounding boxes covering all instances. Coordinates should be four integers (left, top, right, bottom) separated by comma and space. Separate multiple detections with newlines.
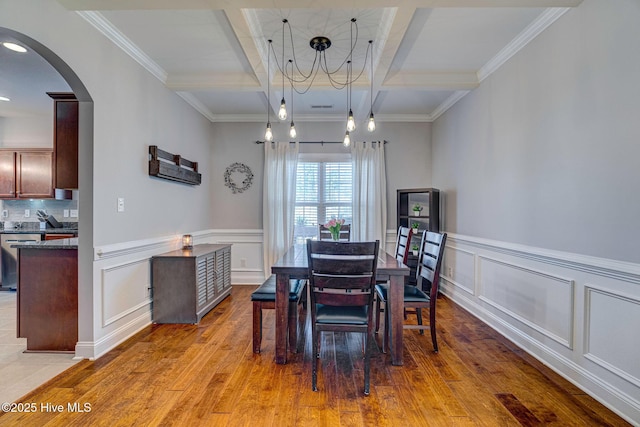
151, 244, 231, 324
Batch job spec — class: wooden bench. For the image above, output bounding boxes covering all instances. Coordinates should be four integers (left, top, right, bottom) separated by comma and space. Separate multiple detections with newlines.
251, 275, 306, 354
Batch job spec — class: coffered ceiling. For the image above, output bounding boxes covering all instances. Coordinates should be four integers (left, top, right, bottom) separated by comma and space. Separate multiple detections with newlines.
2, 0, 583, 125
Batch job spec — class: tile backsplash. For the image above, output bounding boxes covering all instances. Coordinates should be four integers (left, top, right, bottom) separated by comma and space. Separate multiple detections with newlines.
1, 199, 78, 226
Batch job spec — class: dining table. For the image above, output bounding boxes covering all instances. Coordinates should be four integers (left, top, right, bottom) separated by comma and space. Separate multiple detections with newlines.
271, 243, 411, 366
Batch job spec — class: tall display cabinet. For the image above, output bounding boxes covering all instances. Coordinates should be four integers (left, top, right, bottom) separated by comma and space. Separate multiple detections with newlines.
397, 188, 440, 286
397, 188, 440, 232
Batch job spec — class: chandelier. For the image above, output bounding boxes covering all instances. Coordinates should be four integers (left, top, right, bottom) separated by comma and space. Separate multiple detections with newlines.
263, 18, 375, 147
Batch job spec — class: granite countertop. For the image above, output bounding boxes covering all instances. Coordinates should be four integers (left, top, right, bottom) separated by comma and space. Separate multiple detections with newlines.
0, 223, 78, 234
10, 237, 78, 250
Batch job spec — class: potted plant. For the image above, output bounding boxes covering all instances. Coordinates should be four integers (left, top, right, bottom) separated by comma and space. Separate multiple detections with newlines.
411, 244, 419, 256
411, 222, 420, 233
412, 203, 423, 216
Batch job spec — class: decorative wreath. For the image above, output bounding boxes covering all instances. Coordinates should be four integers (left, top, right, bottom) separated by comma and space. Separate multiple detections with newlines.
224, 162, 254, 194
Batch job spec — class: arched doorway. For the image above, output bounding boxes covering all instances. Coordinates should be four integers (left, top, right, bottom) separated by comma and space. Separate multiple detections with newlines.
0, 28, 93, 364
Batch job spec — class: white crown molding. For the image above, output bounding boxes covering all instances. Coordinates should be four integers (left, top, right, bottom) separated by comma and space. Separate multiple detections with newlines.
428, 90, 470, 122
176, 92, 218, 122
207, 113, 432, 123
76, 11, 167, 83
166, 73, 261, 91
477, 7, 570, 82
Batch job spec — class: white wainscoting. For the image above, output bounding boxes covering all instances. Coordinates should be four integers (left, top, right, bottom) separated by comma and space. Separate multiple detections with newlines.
78, 230, 265, 360
441, 233, 640, 425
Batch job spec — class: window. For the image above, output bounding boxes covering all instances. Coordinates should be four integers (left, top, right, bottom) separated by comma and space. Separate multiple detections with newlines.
294, 158, 352, 242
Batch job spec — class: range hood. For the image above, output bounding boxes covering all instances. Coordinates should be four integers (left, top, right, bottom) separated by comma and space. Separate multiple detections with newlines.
54, 188, 79, 200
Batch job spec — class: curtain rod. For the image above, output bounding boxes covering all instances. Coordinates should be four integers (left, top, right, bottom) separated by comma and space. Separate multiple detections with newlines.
255, 140, 388, 145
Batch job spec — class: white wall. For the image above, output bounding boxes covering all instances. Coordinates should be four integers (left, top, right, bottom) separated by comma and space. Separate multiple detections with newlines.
432, 0, 640, 264
209, 120, 432, 283
432, 1, 640, 423
210, 120, 432, 231
0, 0, 215, 359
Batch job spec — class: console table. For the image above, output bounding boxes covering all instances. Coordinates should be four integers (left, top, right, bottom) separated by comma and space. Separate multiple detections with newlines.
151, 244, 231, 324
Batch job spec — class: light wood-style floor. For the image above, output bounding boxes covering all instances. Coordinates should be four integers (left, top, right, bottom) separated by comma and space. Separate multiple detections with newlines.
0, 286, 630, 426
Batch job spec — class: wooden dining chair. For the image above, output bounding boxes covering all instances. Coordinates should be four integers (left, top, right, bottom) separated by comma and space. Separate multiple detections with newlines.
374, 226, 413, 350
306, 239, 379, 395
318, 224, 351, 241
377, 231, 447, 353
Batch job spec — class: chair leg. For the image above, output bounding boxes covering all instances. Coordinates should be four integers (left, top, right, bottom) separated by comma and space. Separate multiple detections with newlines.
374, 295, 382, 334
252, 302, 262, 354
364, 331, 371, 396
382, 300, 390, 353
416, 308, 424, 335
430, 302, 438, 353
312, 327, 319, 392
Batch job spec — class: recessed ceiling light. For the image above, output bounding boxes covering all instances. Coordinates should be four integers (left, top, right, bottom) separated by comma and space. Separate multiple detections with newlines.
0, 96, 10, 102
2, 42, 27, 53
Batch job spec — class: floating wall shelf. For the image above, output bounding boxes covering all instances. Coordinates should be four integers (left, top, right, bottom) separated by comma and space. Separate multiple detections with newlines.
148, 145, 201, 185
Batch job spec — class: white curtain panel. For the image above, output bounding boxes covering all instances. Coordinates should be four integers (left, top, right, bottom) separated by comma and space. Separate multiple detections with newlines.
351, 141, 387, 249
263, 141, 299, 277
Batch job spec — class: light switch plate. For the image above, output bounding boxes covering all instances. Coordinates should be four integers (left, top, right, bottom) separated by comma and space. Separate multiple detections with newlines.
1, 210, 7, 218
63, 209, 69, 218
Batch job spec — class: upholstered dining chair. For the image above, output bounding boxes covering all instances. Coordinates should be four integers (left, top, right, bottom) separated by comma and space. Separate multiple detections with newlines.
306, 239, 379, 395
376, 231, 447, 353
318, 224, 351, 241
374, 226, 413, 350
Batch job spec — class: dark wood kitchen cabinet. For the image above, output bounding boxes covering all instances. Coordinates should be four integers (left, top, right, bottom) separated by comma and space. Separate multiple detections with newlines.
48, 92, 78, 189
17, 246, 78, 352
0, 149, 54, 199
151, 244, 232, 324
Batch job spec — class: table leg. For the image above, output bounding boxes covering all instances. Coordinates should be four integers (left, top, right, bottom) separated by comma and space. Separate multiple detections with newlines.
389, 275, 404, 366
275, 273, 290, 364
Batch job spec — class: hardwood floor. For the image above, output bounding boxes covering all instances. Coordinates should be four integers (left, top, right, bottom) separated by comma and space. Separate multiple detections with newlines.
0, 286, 630, 426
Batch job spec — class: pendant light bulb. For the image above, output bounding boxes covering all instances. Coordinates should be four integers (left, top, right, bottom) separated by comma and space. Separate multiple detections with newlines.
265, 122, 273, 142
343, 131, 351, 147
367, 111, 376, 132
278, 98, 287, 120
289, 121, 297, 139
346, 109, 356, 132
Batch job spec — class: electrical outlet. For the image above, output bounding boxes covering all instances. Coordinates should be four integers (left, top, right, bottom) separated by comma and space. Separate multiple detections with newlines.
447, 266, 453, 277
117, 198, 125, 213
63, 209, 69, 218
24, 209, 30, 218
70, 209, 78, 218
240, 258, 247, 268
1, 210, 7, 218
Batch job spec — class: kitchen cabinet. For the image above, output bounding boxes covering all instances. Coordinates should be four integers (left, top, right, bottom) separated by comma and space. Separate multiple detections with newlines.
0, 149, 54, 199
48, 92, 78, 189
151, 244, 232, 324
17, 245, 78, 352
